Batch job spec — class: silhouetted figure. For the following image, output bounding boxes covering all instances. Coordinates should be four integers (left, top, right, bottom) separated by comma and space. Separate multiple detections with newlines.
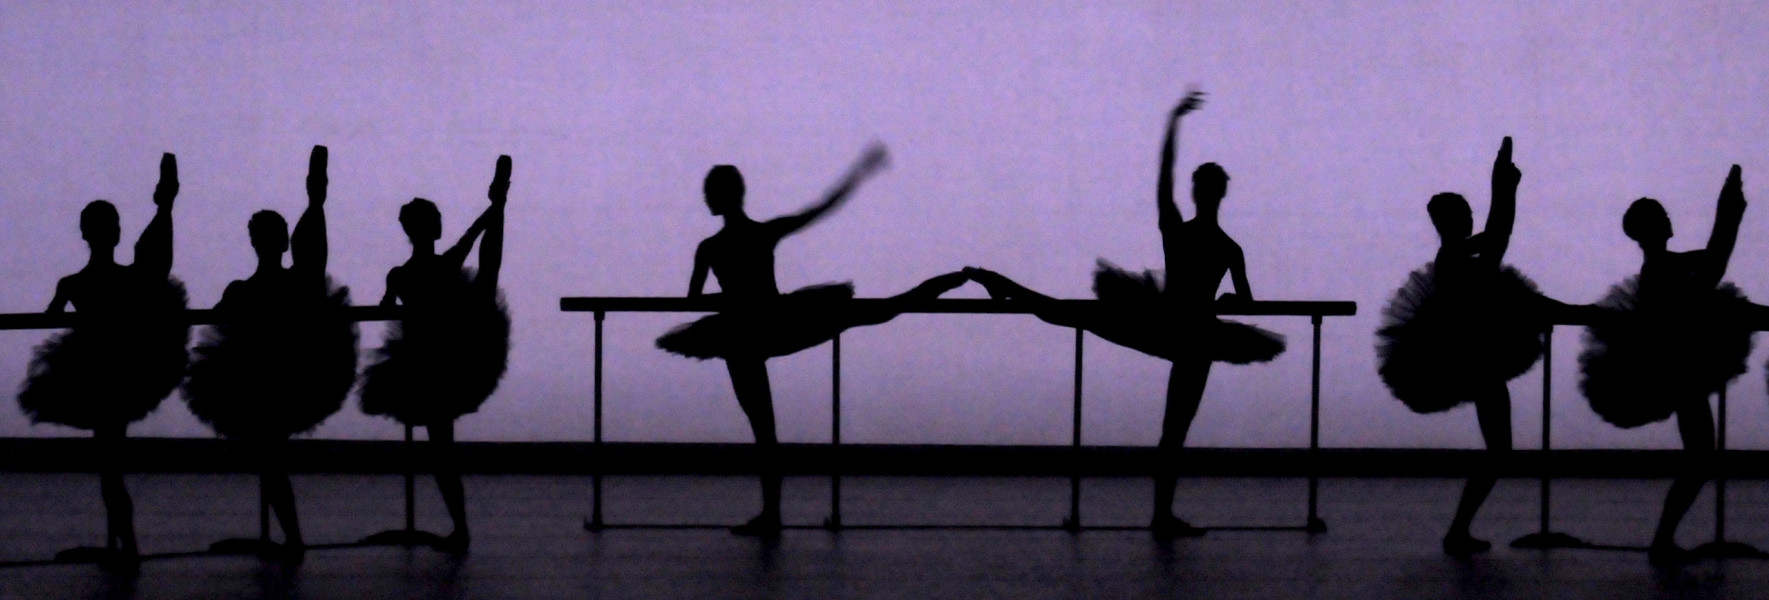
359, 156, 514, 553
1578, 166, 1752, 564
1374, 138, 1573, 556
17, 154, 188, 565
656, 144, 969, 536
966, 91, 1285, 538
181, 146, 358, 559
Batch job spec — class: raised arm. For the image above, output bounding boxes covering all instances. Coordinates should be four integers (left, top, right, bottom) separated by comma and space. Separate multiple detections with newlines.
1158, 90, 1205, 229
1700, 165, 1747, 284
291, 145, 328, 278
767, 143, 888, 239
132, 153, 178, 279
1480, 137, 1519, 264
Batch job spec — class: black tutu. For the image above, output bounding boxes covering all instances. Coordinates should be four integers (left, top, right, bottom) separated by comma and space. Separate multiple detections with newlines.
657, 283, 857, 360
1580, 278, 1753, 428
182, 279, 358, 440
1079, 261, 1286, 364
17, 278, 190, 431
359, 270, 511, 425
1375, 263, 1545, 414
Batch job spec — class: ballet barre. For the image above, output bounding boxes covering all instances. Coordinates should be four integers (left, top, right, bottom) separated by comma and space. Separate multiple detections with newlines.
1516, 315, 1764, 557
560, 297, 1356, 532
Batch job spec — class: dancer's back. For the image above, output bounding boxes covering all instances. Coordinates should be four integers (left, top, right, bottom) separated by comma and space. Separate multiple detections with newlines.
699, 219, 785, 300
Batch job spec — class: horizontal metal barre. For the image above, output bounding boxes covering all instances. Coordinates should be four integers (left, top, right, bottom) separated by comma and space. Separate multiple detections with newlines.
0, 306, 404, 331
560, 296, 1357, 317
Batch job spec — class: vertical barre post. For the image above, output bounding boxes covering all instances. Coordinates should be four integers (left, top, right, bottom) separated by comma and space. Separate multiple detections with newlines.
1716, 388, 1727, 544
1540, 325, 1552, 535
404, 424, 415, 533
590, 310, 605, 530
1066, 327, 1083, 531
829, 334, 842, 530
1307, 315, 1324, 532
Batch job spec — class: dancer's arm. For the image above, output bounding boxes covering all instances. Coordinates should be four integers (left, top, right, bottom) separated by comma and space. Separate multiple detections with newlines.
133, 153, 178, 279
687, 242, 715, 298
1480, 137, 1519, 264
46, 278, 71, 313
1220, 244, 1252, 302
1701, 165, 1746, 285
380, 269, 401, 307
768, 143, 888, 240
1158, 90, 1204, 231
291, 146, 328, 279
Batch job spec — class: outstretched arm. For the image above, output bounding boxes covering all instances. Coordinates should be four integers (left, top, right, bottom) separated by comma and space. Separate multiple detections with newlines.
1158, 90, 1205, 230
291, 146, 328, 278
1481, 137, 1519, 264
1701, 165, 1747, 284
133, 153, 178, 279
767, 143, 888, 239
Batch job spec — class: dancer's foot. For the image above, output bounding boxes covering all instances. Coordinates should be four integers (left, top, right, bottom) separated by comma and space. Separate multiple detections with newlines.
963, 267, 1017, 300
98, 547, 140, 572
277, 541, 307, 563
435, 530, 470, 554
1648, 541, 1695, 566
731, 514, 783, 537
1150, 514, 1206, 539
904, 271, 970, 301
1442, 532, 1492, 557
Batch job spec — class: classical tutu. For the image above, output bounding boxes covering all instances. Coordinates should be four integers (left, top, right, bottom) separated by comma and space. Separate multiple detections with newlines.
656, 282, 857, 360
1580, 278, 1753, 428
1375, 263, 1546, 414
17, 277, 190, 430
1079, 260, 1286, 364
359, 270, 512, 425
182, 279, 358, 439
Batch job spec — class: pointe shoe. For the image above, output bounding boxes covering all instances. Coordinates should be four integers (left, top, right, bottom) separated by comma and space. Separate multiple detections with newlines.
1442, 533, 1492, 557
1150, 514, 1206, 539
908, 271, 970, 299
731, 514, 783, 537
962, 267, 1013, 300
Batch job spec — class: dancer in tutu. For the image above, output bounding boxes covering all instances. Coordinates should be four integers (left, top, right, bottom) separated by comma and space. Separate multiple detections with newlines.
1578, 166, 1750, 564
359, 156, 513, 553
1373, 137, 1576, 555
182, 146, 358, 557
967, 90, 1286, 538
658, 143, 969, 535
18, 153, 187, 563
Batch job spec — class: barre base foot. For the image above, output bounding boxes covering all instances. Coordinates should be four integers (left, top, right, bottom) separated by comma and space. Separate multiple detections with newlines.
361, 528, 448, 547
1510, 531, 1592, 549
1691, 541, 1769, 559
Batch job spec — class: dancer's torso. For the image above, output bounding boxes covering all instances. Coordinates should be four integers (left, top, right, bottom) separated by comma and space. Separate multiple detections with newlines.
1162, 219, 1239, 310
704, 220, 783, 300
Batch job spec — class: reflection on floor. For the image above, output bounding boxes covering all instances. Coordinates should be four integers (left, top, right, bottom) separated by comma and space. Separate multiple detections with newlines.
2, 474, 1769, 598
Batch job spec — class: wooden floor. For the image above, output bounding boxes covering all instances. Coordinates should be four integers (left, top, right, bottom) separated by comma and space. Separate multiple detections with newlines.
3, 473, 1769, 598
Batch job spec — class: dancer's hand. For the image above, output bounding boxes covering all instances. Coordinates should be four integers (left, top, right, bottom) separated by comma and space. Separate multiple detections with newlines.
1491, 136, 1521, 191
153, 153, 179, 208
851, 142, 890, 178
1216, 291, 1247, 305
1171, 87, 1206, 119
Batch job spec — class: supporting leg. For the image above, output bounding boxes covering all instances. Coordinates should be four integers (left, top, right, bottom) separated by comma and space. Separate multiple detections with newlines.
1151, 358, 1209, 538
729, 358, 782, 536
1445, 387, 1509, 556
431, 422, 470, 553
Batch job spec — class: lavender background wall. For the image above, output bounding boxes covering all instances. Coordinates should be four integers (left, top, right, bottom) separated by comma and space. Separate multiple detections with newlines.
1, 2, 1766, 450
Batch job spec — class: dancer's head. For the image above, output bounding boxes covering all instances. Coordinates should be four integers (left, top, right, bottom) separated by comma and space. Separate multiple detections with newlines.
1623, 198, 1672, 247
79, 200, 120, 250
704, 165, 745, 216
1191, 163, 1229, 212
1427, 193, 1473, 241
399, 198, 442, 244
248, 210, 289, 260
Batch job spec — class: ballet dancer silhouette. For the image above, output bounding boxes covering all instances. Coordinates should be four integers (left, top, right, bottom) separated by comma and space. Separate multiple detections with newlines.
1374, 137, 1565, 556
359, 155, 513, 553
182, 146, 358, 559
656, 144, 969, 536
967, 90, 1285, 538
1579, 166, 1752, 564
18, 153, 188, 566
